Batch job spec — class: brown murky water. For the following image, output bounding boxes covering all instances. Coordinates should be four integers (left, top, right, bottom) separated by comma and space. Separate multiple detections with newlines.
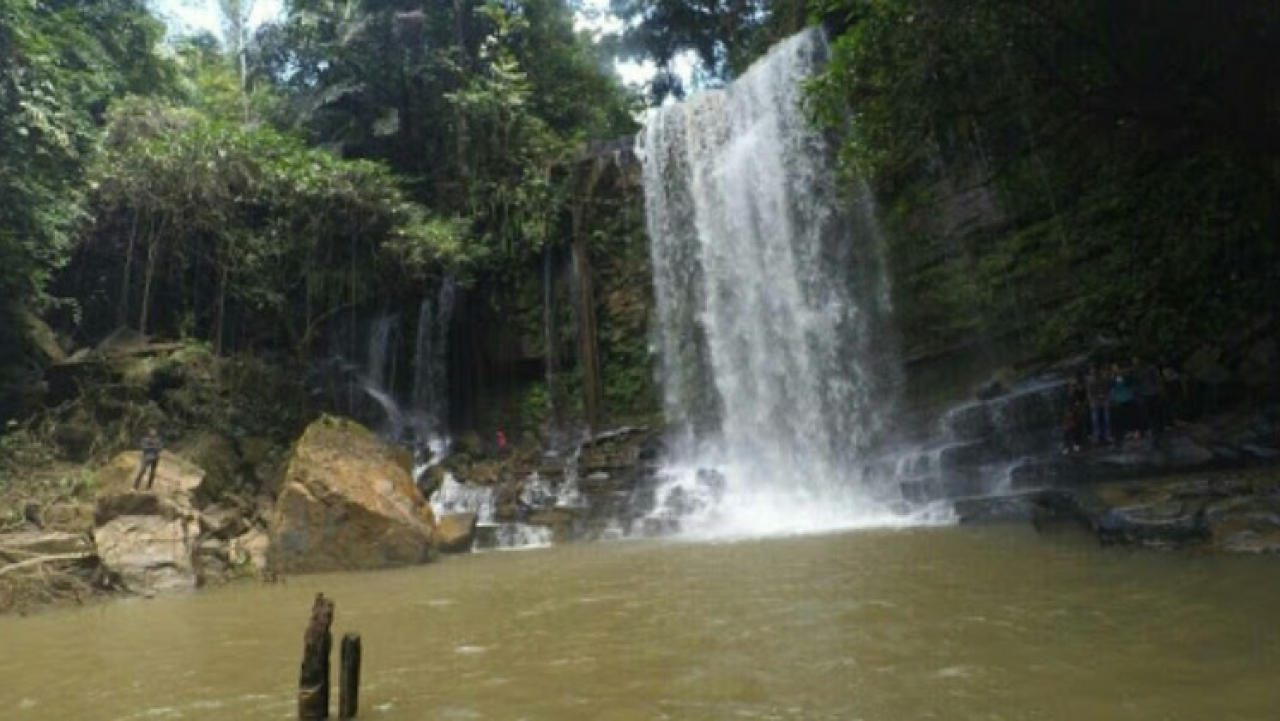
2, 526, 1278, 719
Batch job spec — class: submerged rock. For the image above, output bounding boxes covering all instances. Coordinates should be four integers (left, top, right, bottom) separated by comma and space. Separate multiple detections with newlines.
1205, 495, 1280, 553
954, 492, 1043, 524
227, 527, 271, 575
1027, 469, 1280, 553
432, 513, 478, 554
270, 416, 436, 573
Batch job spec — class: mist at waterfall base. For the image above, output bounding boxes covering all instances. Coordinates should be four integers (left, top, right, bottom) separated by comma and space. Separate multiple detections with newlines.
639, 30, 949, 538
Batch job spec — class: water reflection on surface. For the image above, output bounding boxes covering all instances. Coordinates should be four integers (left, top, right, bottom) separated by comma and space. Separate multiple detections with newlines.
2, 526, 1278, 719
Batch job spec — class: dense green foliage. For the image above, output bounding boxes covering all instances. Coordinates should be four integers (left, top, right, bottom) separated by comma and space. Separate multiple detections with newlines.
608, 0, 808, 97
256, 0, 636, 266
69, 97, 460, 355
0, 0, 170, 310
807, 0, 1280, 361
2, 0, 650, 434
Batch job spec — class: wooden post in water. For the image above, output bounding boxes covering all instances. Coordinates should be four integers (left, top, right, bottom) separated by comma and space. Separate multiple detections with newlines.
338, 633, 362, 719
299, 593, 335, 719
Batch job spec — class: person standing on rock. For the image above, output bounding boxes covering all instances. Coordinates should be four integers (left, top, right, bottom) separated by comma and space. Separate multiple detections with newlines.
1110, 362, 1139, 440
1085, 366, 1114, 445
133, 427, 163, 490
1133, 356, 1163, 437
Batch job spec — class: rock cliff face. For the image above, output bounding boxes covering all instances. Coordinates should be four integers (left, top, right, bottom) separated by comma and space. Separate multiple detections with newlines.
270, 416, 436, 573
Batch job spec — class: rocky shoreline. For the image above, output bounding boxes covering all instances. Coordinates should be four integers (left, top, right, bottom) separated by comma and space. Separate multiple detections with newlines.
3, 430, 1278, 616
0, 416, 670, 615
3, 338, 1278, 616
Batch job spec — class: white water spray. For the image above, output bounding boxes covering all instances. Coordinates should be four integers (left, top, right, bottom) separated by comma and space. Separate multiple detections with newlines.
639, 30, 915, 536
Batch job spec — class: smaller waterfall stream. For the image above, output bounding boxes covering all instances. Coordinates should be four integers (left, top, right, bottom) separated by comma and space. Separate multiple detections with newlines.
358, 314, 406, 440
430, 473, 556, 551
331, 279, 458, 484
409, 278, 457, 464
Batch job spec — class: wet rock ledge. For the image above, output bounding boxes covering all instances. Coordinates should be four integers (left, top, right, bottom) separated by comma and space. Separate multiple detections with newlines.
955, 466, 1280, 553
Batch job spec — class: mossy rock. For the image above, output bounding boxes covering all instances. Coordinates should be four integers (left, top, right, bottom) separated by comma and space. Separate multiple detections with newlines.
51, 408, 98, 462
171, 430, 244, 506
21, 310, 66, 364
41, 502, 95, 532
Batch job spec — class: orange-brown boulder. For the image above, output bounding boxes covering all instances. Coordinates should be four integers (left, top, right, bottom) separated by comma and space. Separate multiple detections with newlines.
270, 416, 436, 573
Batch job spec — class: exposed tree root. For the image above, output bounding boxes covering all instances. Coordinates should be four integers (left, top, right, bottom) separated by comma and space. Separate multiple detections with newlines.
0, 554, 112, 615
0, 553, 93, 578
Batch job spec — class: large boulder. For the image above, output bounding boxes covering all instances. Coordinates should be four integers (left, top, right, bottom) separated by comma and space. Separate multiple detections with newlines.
40, 502, 95, 532
92, 449, 208, 594
21, 309, 67, 364
269, 416, 436, 573
94, 514, 202, 593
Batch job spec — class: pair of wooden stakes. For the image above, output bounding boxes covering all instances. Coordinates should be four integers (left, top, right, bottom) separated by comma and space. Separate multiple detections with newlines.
299, 593, 362, 719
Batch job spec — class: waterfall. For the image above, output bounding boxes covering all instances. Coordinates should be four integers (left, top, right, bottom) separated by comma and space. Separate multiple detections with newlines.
335, 279, 456, 467
410, 277, 456, 452
638, 29, 909, 535
359, 314, 405, 438
542, 245, 559, 427
366, 314, 397, 393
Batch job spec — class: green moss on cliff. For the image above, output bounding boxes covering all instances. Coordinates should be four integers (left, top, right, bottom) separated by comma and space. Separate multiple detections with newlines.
811, 0, 1280, 405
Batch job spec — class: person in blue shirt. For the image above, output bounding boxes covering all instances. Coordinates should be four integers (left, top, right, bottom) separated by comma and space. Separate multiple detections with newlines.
1110, 364, 1138, 440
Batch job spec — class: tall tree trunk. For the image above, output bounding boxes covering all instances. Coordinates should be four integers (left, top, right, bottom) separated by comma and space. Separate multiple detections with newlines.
453, 0, 470, 206
572, 160, 606, 435
118, 211, 140, 328
138, 216, 165, 336
214, 265, 229, 356
543, 244, 561, 427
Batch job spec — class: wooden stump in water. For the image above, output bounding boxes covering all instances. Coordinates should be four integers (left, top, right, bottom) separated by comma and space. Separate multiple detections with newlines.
299, 593, 335, 719
339, 633, 362, 719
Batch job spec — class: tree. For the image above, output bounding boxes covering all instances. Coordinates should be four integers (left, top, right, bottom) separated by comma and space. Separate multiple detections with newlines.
0, 0, 172, 312
217, 0, 255, 121
253, 0, 635, 265
606, 0, 809, 99
72, 98, 466, 356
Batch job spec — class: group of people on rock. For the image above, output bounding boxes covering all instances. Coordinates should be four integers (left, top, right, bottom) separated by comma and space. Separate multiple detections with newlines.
1061, 357, 1184, 453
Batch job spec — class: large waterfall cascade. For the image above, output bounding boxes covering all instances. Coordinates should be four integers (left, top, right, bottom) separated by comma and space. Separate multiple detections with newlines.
638, 29, 936, 535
